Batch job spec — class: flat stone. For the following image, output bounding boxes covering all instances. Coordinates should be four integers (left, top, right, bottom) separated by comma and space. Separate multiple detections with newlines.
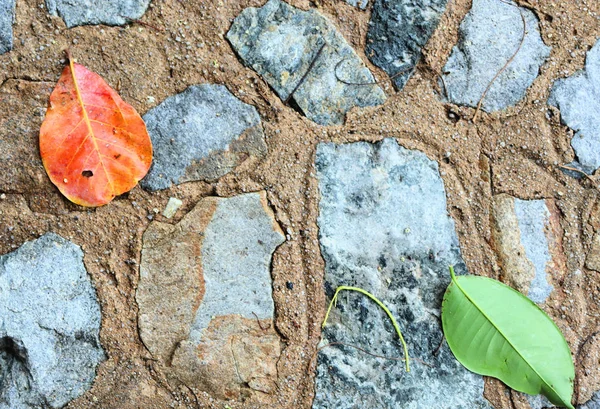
0, 233, 105, 409
314, 138, 490, 408
549, 39, 600, 174
366, 0, 449, 90
45, 0, 151, 28
441, 0, 550, 112
0, 0, 15, 55
227, 0, 386, 125
141, 84, 267, 191
137, 192, 285, 399
491, 194, 563, 304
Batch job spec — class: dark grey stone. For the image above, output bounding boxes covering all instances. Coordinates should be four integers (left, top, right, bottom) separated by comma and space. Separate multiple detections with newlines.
366, 0, 449, 90
227, 0, 386, 125
549, 39, 600, 174
441, 0, 550, 112
45, 0, 151, 28
0, 0, 15, 55
579, 392, 600, 409
314, 138, 491, 409
141, 84, 267, 191
0, 233, 105, 409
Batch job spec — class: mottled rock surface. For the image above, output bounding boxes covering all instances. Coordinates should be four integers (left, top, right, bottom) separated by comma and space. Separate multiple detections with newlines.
45, 0, 151, 28
366, 0, 449, 90
227, 0, 386, 125
0, 233, 105, 409
0, 0, 15, 55
580, 391, 600, 409
314, 138, 490, 408
137, 192, 285, 399
441, 0, 550, 112
345, 0, 368, 9
549, 40, 600, 174
141, 84, 267, 191
586, 231, 600, 272
491, 194, 564, 303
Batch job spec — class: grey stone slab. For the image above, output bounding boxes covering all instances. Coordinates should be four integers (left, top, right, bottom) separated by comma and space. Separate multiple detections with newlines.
366, 0, 449, 90
227, 0, 386, 125
45, 0, 151, 28
549, 39, 600, 174
314, 138, 491, 409
0, 0, 15, 55
141, 84, 267, 191
0, 233, 105, 409
441, 0, 550, 112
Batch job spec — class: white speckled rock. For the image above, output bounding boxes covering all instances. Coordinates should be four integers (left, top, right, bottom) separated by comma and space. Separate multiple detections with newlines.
0, 233, 105, 409
441, 0, 550, 112
0, 0, 15, 55
46, 0, 151, 28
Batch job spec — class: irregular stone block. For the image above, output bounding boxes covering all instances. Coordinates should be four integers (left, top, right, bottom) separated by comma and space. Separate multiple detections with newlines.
549, 40, 600, 174
491, 194, 563, 303
366, 0, 449, 90
45, 0, 151, 28
137, 192, 285, 399
0, 0, 15, 55
0, 233, 105, 409
141, 84, 267, 191
441, 0, 550, 112
314, 138, 490, 408
227, 0, 386, 125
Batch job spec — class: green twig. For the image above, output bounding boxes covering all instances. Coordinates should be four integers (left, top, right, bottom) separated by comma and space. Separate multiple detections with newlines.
322, 285, 410, 372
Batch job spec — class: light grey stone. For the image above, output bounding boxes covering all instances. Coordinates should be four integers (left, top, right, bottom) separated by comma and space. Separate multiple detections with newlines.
549, 39, 600, 174
314, 138, 491, 409
0, 0, 15, 55
0, 233, 104, 409
345, 0, 368, 9
45, 0, 151, 28
141, 84, 267, 191
366, 0, 449, 90
227, 0, 386, 125
441, 0, 550, 112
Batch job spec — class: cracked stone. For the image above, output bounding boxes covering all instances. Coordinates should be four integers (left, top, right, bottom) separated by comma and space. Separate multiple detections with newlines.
45, 0, 151, 28
227, 0, 386, 125
441, 0, 550, 112
137, 191, 285, 399
491, 194, 564, 304
313, 138, 491, 408
140, 84, 267, 191
0, 0, 15, 55
366, 0, 449, 90
549, 39, 600, 174
0, 233, 105, 409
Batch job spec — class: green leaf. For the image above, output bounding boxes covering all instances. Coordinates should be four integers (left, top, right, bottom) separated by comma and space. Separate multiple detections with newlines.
441, 267, 575, 409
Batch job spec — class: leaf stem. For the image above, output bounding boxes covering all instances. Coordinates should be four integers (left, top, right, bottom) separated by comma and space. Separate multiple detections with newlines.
322, 285, 410, 372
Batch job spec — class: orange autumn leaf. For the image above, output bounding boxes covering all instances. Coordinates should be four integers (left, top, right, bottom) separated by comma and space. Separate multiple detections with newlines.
40, 55, 152, 207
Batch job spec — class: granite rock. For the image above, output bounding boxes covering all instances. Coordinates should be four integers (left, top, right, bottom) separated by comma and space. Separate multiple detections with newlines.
314, 138, 490, 408
0, 233, 105, 409
0, 0, 15, 55
141, 84, 267, 191
549, 39, 600, 174
491, 194, 564, 304
137, 192, 285, 399
45, 0, 151, 28
366, 0, 449, 90
227, 0, 386, 125
441, 0, 550, 112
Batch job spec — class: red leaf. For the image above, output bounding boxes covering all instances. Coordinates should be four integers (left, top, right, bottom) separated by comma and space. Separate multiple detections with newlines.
39, 55, 152, 207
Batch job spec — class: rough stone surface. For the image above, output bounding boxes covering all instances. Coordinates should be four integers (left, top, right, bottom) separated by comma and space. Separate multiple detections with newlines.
586, 231, 600, 272
549, 40, 600, 174
441, 0, 550, 112
345, 0, 368, 9
227, 0, 386, 125
141, 84, 267, 191
491, 194, 564, 303
0, 0, 15, 55
45, 0, 151, 28
580, 392, 600, 409
314, 138, 490, 409
0, 233, 105, 409
137, 191, 285, 399
366, 0, 449, 90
